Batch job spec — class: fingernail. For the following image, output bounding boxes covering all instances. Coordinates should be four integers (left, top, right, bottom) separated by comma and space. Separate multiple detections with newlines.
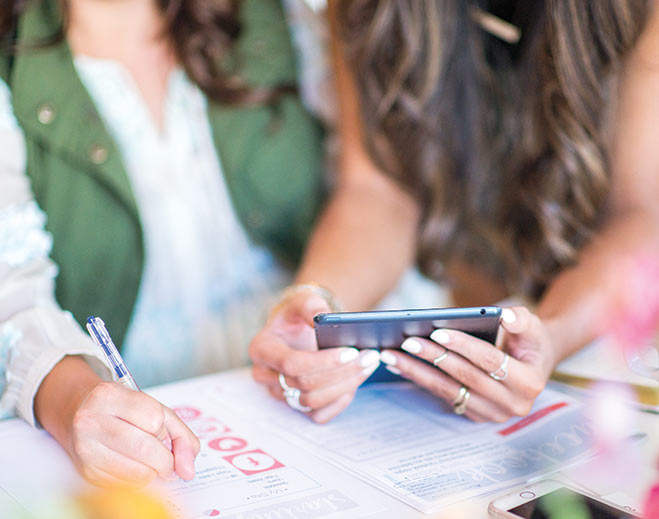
360, 349, 380, 367
380, 351, 397, 366
401, 338, 422, 354
502, 308, 516, 324
339, 347, 359, 363
362, 362, 379, 377
386, 365, 402, 375
430, 329, 450, 344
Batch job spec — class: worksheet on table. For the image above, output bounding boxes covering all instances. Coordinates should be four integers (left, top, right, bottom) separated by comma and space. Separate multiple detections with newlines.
0, 378, 393, 519
211, 373, 601, 514
146, 382, 393, 519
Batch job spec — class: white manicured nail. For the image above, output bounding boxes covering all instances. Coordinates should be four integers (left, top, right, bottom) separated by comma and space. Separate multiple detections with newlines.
401, 338, 422, 354
362, 362, 379, 377
502, 309, 517, 324
386, 366, 402, 375
360, 349, 381, 367
339, 348, 360, 363
430, 329, 450, 344
380, 351, 397, 366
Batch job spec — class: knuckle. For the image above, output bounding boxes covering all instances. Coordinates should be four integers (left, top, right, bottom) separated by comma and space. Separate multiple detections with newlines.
72, 408, 95, 434
144, 406, 166, 435
193, 435, 201, 454
280, 356, 302, 377
486, 349, 502, 370
250, 365, 267, 383
523, 380, 544, 399
428, 378, 452, 401
454, 365, 476, 387
300, 392, 321, 409
87, 382, 116, 405
72, 434, 91, 461
248, 332, 266, 361
134, 467, 157, 487
295, 375, 316, 392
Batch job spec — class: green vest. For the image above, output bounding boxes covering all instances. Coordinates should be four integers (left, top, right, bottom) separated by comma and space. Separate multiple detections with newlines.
0, 0, 325, 349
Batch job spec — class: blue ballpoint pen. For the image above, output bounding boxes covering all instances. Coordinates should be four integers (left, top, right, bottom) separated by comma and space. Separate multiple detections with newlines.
86, 316, 140, 391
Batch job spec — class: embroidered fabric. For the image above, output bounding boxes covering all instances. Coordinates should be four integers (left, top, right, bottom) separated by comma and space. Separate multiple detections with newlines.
0, 201, 53, 268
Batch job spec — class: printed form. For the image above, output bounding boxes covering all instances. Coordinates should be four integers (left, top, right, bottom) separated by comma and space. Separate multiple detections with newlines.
0, 370, 606, 518
149, 380, 393, 518
214, 372, 598, 514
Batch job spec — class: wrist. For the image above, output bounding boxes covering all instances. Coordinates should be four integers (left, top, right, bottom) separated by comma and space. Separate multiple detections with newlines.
540, 317, 566, 375
34, 356, 102, 454
275, 283, 344, 313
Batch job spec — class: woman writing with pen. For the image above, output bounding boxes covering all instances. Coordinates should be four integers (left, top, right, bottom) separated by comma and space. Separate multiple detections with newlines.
0, 0, 338, 485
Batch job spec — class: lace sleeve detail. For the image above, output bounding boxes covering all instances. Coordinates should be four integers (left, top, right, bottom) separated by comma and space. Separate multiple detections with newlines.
0, 78, 112, 426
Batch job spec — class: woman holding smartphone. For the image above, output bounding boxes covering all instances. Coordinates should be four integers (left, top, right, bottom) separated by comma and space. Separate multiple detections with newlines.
250, 0, 659, 423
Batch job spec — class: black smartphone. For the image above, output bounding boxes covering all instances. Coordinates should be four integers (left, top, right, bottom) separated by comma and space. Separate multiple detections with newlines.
314, 306, 502, 350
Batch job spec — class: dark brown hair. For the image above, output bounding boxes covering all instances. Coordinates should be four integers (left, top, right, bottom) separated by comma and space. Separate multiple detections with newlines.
339, 0, 649, 299
0, 0, 293, 105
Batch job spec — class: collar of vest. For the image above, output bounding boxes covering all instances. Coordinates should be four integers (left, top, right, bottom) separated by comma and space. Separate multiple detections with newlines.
9, 0, 140, 219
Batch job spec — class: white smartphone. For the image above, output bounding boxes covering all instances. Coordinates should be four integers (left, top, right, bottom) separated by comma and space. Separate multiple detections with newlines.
488, 479, 641, 519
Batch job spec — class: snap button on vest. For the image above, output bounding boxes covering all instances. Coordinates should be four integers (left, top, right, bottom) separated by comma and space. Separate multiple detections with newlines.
89, 144, 108, 164
37, 103, 55, 125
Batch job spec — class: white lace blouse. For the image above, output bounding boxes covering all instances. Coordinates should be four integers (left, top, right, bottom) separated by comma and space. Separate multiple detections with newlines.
0, 56, 294, 425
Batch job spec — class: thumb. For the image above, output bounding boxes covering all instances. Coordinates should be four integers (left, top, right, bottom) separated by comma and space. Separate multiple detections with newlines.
285, 291, 332, 328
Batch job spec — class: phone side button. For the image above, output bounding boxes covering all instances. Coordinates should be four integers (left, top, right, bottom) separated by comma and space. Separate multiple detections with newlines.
324, 317, 341, 322
519, 492, 536, 499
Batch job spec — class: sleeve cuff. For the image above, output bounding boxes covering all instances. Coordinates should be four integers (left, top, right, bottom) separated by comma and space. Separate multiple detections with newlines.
5, 304, 113, 427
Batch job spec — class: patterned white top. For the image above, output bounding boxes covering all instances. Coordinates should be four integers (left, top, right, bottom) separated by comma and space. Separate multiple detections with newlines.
76, 57, 291, 388
0, 1, 447, 426
0, 53, 293, 424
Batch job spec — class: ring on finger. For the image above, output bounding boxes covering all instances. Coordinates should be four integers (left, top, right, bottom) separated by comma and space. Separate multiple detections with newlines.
489, 353, 510, 381
278, 373, 312, 412
452, 385, 471, 415
432, 346, 449, 366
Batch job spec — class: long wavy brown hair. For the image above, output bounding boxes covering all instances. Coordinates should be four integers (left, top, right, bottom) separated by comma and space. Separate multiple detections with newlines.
0, 0, 292, 105
339, 0, 650, 299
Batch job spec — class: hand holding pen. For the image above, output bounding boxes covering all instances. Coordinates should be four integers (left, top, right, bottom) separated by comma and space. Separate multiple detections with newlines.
65, 316, 201, 485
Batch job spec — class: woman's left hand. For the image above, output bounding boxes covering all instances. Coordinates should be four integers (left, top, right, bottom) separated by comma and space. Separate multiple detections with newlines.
379, 307, 557, 422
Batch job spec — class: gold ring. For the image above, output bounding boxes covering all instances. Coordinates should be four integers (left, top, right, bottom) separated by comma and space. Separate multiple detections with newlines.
452, 385, 470, 415
433, 346, 449, 366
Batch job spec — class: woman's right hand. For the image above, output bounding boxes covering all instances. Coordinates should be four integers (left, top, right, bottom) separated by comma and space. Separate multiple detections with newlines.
249, 288, 381, 423
70, 381, 201, 486
34, 356, 200, 487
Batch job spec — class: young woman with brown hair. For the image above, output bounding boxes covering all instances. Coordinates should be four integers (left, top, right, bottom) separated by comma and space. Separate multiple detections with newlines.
0, 0, 331, 484
250, 1, 659, 423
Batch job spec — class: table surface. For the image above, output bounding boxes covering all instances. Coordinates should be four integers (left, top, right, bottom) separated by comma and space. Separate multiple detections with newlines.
0, 369, 656, 519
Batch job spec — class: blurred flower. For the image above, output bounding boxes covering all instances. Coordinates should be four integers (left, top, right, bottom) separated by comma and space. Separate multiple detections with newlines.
76, 486, 175, 519
607, 253, 659, 360
644, 483, 659, 519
